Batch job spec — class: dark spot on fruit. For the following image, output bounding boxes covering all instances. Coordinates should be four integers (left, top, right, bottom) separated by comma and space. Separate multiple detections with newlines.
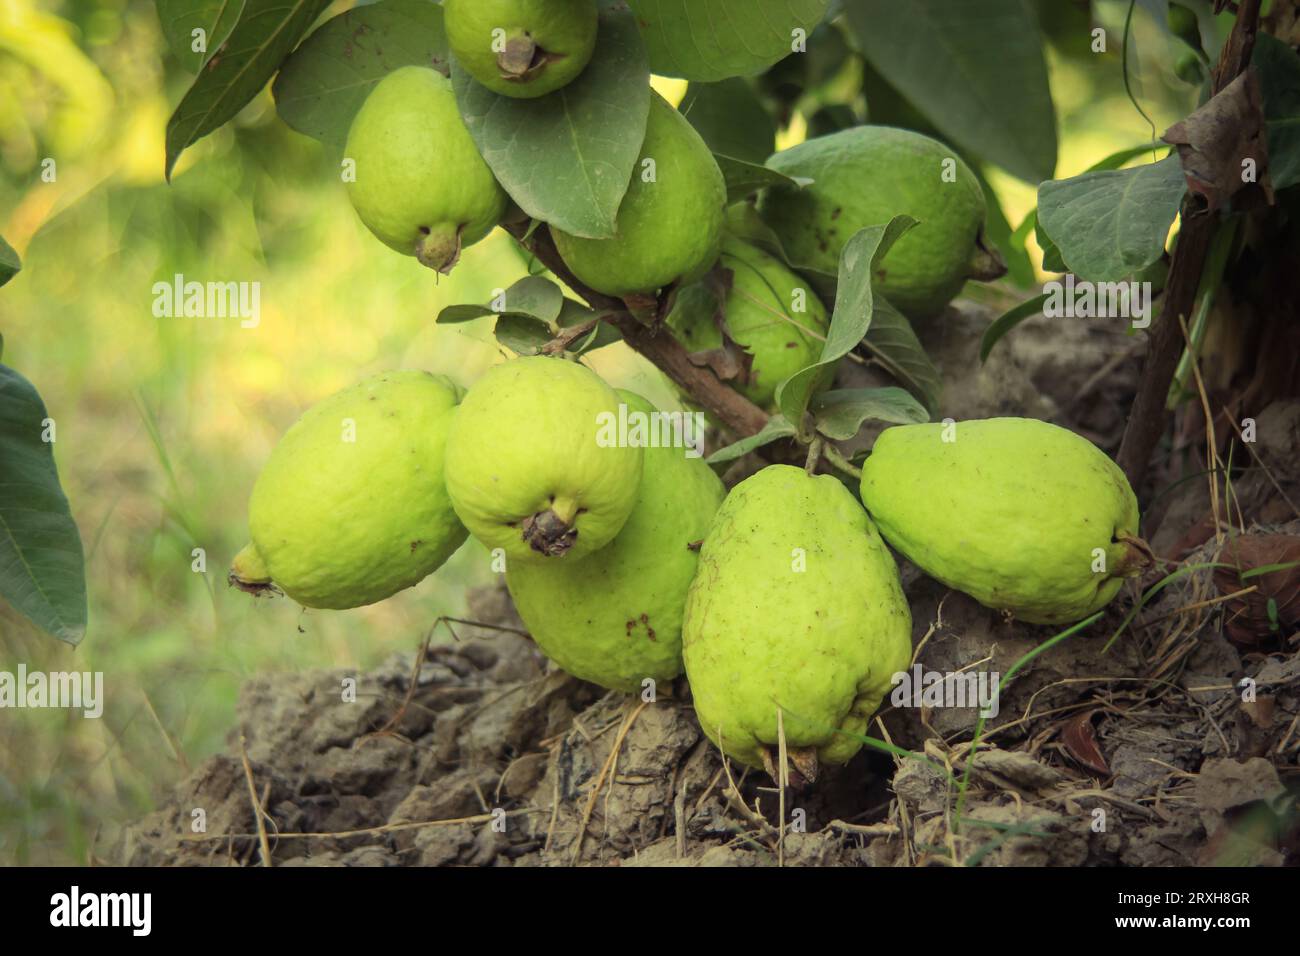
687, 539, 703, 552
410, 540, 422, 552
785, 341, 798, 348
418, 225, 431, 235
831, 207, 842, 220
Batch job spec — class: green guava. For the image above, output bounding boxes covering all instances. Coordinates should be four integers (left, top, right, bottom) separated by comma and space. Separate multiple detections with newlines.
551, 93, 727, 297
682, 465, 913, 774
859, 418, 1153, 625
443, 357, 643, 562
506, 390, 723, 692
229, 371, 467, 609
666, 237, 830, 409
445, 0, 598, 99
344, 66, 507, 274
757, 126, 1005, 317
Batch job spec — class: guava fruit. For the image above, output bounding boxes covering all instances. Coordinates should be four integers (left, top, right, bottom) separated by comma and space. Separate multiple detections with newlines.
229, 371, 467, 609
757, 126, 1005, 317
445, 0, 598, 99
859, 418, 1153, 625
666, 237, 830, 409
344, 66, 507, 274
443, 357, 643, 562
551, 93, 727, 297
682, 465, 913, 774
506, 390, 724, 691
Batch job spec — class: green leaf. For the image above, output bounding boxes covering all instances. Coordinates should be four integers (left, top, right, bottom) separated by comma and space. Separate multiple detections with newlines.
714, 154, 801, 204
1253, 33, 1300, 192
0, 234, 19, 287
1032, 213, 1068, 273
1037, 155, 1185, 282
452, 4, 649, 239
845, 0, 1057, 183
679, 78, 775, 163
272, 0, 448, 149
155, 0, 245, 74
165, 0, 333, 179
707, 415, 797, 464
979, 292, 1049, 363
0, 366, 87, 644
774, 218, 916, 437
628, 0, 831, 82
494, 315, 555, 356
436, 276, 565, 325
860, 297, 941, 416
811, 387, 929, 440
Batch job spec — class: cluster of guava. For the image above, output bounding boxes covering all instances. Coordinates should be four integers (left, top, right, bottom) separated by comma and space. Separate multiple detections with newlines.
230, 357, 1149, 777
342, 0, 1004, 405
232, 3, 1151, 778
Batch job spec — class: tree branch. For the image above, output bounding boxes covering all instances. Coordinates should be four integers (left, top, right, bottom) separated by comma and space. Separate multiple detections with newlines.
503, 221, 770, 437
1116, 0, 1263, 488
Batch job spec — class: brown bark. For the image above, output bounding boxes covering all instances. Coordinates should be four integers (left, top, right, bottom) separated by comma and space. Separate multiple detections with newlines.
1116, 0, 1264, 487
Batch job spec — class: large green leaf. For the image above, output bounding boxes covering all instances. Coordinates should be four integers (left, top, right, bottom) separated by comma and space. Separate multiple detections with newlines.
714, 155, 800, 204
0, 366, 87, 644
860, 297, 941, 416
774, 217, 916, 437
0, 235, 19, 287
1037, 155, 1185, 282
155, 0, 246, 73
845, 0, 1057, 183
452, 4, 649, 239
628, 0, 830, 81
164, 0, 333, 179
272, 0, 448, 148
811, 387, 928, 440
1254, 33, 1300, 192
679, 78, 775, 163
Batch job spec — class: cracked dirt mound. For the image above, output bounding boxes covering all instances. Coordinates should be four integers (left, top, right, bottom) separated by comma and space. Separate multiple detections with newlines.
115, 526, 1300, 867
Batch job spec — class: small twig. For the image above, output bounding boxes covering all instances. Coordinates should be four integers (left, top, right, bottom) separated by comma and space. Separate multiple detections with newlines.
822, 444, 862, 480
237, 733, 273, 867
503, 221, 769, 437
570, 699, 649, 864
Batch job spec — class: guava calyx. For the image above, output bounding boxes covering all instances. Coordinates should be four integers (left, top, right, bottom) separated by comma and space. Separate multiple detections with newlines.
967, 231, 1008, 281
228, 543, 279, 597
498, 32, 564, 81
521, 508, 578, 557
760, 745, 820, 788
415, 224, 463, 274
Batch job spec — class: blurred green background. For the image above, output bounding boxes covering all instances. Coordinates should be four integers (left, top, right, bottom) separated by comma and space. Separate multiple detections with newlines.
0, 0, 1203, 864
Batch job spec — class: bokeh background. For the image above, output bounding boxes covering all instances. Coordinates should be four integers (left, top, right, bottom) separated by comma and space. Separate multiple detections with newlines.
0, 0, 1209, 864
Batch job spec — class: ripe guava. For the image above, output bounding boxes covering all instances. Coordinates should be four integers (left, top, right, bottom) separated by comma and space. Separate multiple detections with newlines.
229, 371, 467, 609
860, 418, 1152, 625
757, 126, 1005, 317
344, 66, 507, 274
551, 93, 726, 297
445, 0, 598, 99
666, 237, 830, 409
443, 357, 643, 562
682, 465, 913, 774
506, 390, 724, 692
